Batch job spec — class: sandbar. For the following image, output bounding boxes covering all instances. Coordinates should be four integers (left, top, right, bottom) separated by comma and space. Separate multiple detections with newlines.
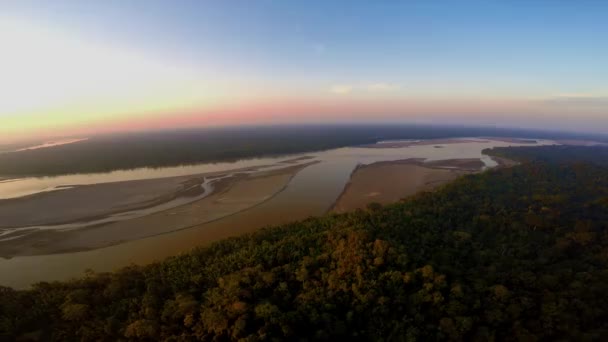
331, 158, 483, 213
0, 161, 317, 257
489, 156, 520, 168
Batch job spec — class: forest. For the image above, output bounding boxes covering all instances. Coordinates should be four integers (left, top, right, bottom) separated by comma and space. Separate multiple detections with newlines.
485, 144, 608, 165
2, 145, 608, 341
1, 124, 605, 176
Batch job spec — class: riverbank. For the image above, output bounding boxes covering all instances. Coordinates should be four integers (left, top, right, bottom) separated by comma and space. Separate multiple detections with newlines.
0, 161, 317, 258
331, 158, 486, 213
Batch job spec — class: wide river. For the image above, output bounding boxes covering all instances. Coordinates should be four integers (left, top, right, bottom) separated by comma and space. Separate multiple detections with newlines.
0, 138, 556, 288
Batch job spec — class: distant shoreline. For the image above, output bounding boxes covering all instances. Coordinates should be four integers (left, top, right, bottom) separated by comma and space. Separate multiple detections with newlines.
0, 123, 598, 177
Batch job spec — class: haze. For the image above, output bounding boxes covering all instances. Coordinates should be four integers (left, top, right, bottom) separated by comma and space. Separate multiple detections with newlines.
1, 0, 607, 143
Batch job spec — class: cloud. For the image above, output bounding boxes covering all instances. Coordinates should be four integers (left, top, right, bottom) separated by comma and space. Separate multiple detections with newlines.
329, 84, 354, 94
543, 94, 608, 107
366, 83, 400, 92
554, 93, 596, 98
329, 83, 400, 95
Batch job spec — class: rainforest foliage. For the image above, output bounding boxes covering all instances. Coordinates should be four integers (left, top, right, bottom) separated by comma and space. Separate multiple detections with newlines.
2, 150, 608, 341
486, 144, 608, 165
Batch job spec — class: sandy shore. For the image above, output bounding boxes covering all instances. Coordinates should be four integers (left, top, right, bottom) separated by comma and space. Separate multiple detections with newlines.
279, 156, 316, 164
490, 156, 520, 168
424, 158, 486, 170
331, 158, 481, 213
0, 176, 206, 228
0, 161, 317, 257
0, 163, 287, 228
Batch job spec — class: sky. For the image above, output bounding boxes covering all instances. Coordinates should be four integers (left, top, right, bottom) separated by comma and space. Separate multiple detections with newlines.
1, 0, 607, 143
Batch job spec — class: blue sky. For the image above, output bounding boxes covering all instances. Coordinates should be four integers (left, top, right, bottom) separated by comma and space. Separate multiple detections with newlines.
1, 1, 607, 141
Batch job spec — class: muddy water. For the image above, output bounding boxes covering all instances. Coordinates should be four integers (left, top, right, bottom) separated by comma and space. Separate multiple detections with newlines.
0, 139, 556, 288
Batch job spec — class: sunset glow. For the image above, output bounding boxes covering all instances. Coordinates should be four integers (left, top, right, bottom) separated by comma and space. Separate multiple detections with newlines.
1, 1, 607, 142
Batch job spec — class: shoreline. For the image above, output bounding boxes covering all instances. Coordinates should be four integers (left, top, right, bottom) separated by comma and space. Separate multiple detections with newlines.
0, 176, 208, 229
489, 155, 520, 168
0, 161, 318, 258
326, 162, 365, 213
43, 162, 314, 256
329, 158, 487, 213
0, 161, 309, 228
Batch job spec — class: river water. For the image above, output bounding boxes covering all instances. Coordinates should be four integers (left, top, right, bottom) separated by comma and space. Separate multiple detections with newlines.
0, 138, 556, 288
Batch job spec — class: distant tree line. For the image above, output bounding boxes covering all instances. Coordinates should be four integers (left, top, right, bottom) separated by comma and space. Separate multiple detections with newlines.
486, 144, 608, 166
1, 124, 606, 176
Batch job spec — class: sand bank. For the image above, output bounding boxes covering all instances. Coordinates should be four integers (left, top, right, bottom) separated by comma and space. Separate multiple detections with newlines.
0, 162, 316, 257
0, 162, 289, 228
0, 176, 207, 228
279, 156, 316, 164
331, 159, 481, 213
489, 156, 520, 168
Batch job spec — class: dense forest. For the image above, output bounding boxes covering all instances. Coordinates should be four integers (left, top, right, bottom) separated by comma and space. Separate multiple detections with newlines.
2, 146, 608, 341
486, 144, 608, 165
1, 124, 606, 176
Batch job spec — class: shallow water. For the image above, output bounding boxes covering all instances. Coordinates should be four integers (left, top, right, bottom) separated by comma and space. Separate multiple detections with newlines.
0, 138, 557, 288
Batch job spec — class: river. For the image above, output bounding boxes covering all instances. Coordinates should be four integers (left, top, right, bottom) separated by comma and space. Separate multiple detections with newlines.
0, 138, 556, 288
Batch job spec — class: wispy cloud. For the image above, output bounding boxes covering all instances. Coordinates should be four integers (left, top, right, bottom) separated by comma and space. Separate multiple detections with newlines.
366, 83, 400, 92
329, 84, 354, 94
554, 93, 597, 98
329, 82, 400, 95
543, 94, 608, 106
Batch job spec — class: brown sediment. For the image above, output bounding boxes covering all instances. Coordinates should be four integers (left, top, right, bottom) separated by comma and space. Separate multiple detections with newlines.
0, 161, 318, 258
0, 176, 207, 228
326, 162, 365, 213
0, 162, 303, 228
279, 156, 316, 164
424, 158, 485, 170
330, 158, 479, 213
334, 158, 484, 172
